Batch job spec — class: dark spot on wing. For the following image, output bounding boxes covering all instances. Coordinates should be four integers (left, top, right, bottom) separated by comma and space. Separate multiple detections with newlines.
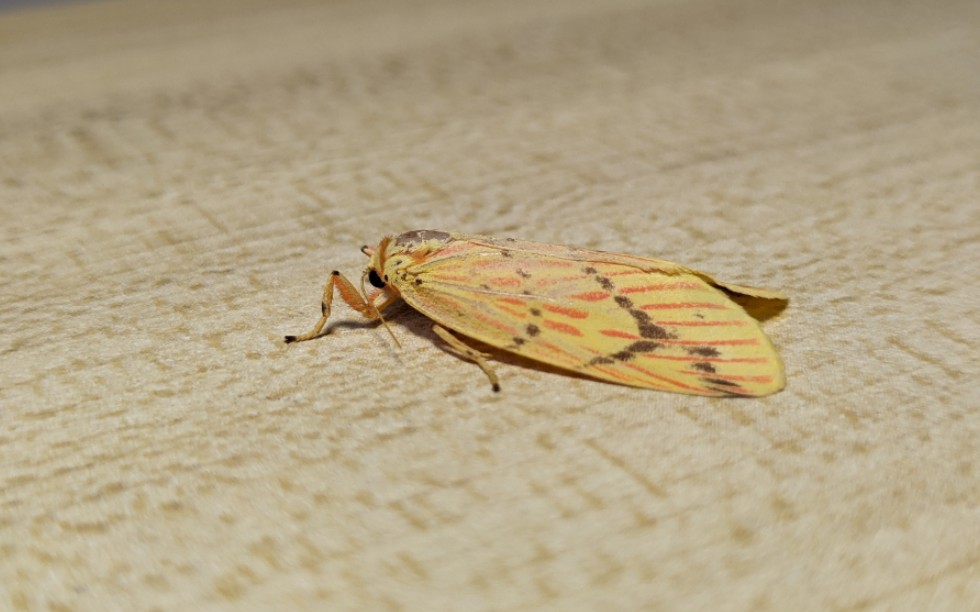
692, 362, 716, 373
626, 341, 661, 352
611, 292, 670, 340
636, 318, 669, 339
529, 308, 541, 317
702, 377, 739, 387
414, 278, 423, 285
586, 338, 661, 367
605, 340, 661, 363
526, 324, 540, 337
614, 295, 633, 309
630, 309, 669, 339
481, 284, 491, 290
597, 276, 615, 291
500, 250, 514, 258
583, 266, 597, 274
512, 337, 526, 346
688, 346, 721, 357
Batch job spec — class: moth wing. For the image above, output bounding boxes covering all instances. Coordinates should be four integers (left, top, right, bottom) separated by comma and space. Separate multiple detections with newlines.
457, 233, 788, 300
395, 238, 784, 396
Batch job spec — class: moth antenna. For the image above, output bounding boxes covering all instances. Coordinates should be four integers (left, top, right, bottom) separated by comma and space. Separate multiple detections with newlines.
375, 236, 392, 270
376, 307, 402, 349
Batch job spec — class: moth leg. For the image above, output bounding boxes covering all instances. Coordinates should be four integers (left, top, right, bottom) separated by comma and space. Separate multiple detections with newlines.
432, 324, 501, 392
366, 287, 399, 313
285, 271, 378, 343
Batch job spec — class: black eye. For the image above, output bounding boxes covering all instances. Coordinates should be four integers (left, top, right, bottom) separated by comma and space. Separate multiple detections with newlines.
368, 269, 386, 288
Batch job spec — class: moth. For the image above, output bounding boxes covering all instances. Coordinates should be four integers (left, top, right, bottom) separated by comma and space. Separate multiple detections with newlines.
285, 230, 787, 396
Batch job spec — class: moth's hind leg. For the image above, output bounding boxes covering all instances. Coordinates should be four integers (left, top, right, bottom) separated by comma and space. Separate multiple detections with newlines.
285, 271, 378, 343
432, 325, 501, 392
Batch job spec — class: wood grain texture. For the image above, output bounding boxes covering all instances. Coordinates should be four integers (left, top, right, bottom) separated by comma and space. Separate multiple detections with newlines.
2, 0, 978, 609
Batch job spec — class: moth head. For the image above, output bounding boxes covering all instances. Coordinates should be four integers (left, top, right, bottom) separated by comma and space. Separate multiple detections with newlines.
361, 232, 442, 290
361, 235, 394, 290
367, 268, 386, 289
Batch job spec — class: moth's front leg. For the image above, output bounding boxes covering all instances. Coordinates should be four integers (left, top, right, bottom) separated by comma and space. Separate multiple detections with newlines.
366, 287, 399, 314
284, 270, 377, 343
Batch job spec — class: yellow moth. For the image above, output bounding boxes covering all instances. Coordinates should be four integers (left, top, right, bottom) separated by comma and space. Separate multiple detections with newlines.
285, 230, 786, 396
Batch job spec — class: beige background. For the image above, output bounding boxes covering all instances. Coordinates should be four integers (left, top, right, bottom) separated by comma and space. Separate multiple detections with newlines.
2, 0, 978, 609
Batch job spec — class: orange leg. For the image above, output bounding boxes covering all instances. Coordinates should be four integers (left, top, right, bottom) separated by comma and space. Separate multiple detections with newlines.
432, 324, 501, 392
285, 270, 391, 343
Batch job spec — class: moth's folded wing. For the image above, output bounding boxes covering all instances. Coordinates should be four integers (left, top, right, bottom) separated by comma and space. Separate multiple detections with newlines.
401, 249, 784, 396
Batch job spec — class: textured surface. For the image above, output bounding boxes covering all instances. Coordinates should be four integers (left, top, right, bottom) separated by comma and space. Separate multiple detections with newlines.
2, 0, 978, 609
